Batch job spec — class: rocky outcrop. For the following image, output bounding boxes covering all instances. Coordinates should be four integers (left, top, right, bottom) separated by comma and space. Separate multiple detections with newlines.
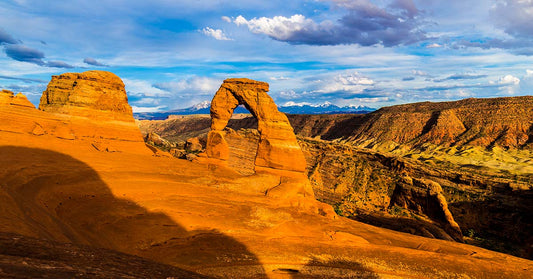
185, 137, 203, 152
206, 78, 307, 173
1, 71, 149, 155
39, 71, 133, 122
145, 132, 173, 149
389, 177, 463, 242
0, 90, 35, 108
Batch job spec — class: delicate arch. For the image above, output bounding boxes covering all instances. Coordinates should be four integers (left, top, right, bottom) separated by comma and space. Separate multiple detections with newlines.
206, 78, 307, 173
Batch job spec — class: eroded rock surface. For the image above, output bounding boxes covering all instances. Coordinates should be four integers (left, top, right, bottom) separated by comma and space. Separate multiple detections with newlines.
1, 71, 148, 155
207, 78, 307, 173
390, 177, 463, 242
39, 70, 133, 122
0, 90, 35, 108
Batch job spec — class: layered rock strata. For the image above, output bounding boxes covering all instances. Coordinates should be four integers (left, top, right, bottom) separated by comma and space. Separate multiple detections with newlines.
1, 71, 148, 154
39, 71, 133, 122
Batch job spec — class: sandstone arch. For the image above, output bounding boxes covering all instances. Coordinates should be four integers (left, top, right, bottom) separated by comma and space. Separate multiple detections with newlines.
206, 78, 307, 173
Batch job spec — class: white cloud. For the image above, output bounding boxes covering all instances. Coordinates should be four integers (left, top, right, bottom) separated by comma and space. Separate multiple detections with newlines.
234, 14, 319, 41
426, 43, 443, 48
526, 69, 533, 77
315, 71, 374, 94
221, 16, 232, 23
497, 75, 520, 85
270, 76, 290, 80
200, 27, 232, 41
412, 70, 429, 76
131, 106, 168, 113
279, 90, 297, 98
283, 101, 311, 106
123, 78, 169, 97
154, 76, 222, 96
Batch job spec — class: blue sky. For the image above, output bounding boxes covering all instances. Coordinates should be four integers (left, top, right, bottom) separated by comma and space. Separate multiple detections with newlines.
1, 0, 533, 112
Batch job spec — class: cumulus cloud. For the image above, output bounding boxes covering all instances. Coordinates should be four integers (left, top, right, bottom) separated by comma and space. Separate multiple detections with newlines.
221, 16, 232, 23
155, 76, 221, 95
83, 57, 108, 67
412, 70, 429, 76
150, 76, 222, 109
308, 72, 378, 99
200, 27, 232, 41
283, 101, 312, 106
233, 0, 426, 46
496, 74, 520, 85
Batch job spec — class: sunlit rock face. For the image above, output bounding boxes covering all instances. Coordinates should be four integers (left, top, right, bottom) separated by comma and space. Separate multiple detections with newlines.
39, 70, 134, 122
1, 71, 148, 154
207, 78, 307, 173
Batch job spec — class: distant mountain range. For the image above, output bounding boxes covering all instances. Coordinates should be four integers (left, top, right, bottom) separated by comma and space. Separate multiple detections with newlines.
134, 101, 375, 120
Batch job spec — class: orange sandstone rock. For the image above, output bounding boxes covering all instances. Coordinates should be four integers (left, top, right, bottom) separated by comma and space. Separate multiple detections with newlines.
39, 71, 133, 122
204, 78, 334, 217
0, 90, 35, 108
207, 78, 307, 172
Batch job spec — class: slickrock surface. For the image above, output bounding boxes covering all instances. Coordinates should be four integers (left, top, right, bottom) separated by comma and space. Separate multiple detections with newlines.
0, 90, 35, 108
138, 104, 533, 259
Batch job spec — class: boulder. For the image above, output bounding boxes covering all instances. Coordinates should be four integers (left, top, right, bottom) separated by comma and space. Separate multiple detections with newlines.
145, 132, 172, 148
185, 137, 203, 152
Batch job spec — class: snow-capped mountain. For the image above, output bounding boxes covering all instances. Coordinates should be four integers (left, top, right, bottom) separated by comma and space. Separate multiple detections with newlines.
134, 101, 375, 120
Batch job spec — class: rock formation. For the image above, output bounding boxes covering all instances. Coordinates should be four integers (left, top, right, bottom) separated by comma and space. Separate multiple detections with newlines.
0, 90, 35, 108
39, 71, 133, 122
340, 96, 533, 149
0, 71, 149, 154
202, 79, 333, 216
206, 78, 307, 173
389, 177, 463, 242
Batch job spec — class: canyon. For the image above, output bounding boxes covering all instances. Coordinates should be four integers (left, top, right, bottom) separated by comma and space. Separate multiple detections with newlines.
0, 71, 532, 278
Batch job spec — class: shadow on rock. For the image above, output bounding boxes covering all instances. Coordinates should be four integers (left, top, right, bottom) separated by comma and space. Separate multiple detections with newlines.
0, 146, 266, 278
